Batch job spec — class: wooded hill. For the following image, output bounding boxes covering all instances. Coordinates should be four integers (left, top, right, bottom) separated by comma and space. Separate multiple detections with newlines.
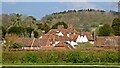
40, 9, 118, 32
1, 9, 119, 38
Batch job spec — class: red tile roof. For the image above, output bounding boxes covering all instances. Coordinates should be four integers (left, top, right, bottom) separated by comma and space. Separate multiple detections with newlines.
83, 32, 93, 40
7, 38, 40, 47
55, 42, 64, 47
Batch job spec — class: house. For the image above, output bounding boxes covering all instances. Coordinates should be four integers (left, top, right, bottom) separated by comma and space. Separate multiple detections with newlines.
95, 36, 120, 46
73, 32, 93, 43
38, 24, 78, 50
6, 24, 93, 51
39, 32, 77, 50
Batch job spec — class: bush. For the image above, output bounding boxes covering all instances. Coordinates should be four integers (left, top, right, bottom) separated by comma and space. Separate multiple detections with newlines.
2, 50, 119, 65
13, 43, 22, 48
24, 52, 38, 63
10, 43, 22, 48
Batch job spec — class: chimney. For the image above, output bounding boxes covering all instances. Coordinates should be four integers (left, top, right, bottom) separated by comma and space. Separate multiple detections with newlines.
31, 31, 34, 38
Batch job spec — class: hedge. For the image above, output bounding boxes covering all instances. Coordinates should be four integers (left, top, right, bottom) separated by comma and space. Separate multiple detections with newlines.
2, 50, 119, 65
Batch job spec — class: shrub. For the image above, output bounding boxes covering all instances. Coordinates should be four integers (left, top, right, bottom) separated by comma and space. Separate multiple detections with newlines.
24, 52, 38, 63
10, 43, 22, 48
2, 50, 119, 65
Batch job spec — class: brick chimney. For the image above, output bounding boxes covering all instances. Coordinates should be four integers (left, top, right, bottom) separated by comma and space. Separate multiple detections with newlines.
31, 31, 34, 38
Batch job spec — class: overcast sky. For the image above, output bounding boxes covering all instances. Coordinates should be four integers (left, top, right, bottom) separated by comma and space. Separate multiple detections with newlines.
1, 0, 119, 20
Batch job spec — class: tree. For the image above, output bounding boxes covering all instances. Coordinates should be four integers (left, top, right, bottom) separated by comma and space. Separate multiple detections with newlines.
34, 31, 39, 38
2, 13, 38, 38
36, 23, 50, 33
23, 16, 36, 29
52, 22, 68, 29
2, 27, 7, 38
43, 23, 51, 33
2, 14, 12, 32
112, 18, 120, 36
98, 24, 113, 36
8, 26, 25, 36
2, 13, 23, 32
25, 27, 34, 37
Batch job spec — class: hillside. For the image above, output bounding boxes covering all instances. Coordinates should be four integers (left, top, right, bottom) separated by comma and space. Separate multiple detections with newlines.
40, 10, 118, 32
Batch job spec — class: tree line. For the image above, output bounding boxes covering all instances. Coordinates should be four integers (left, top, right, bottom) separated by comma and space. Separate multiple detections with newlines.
2, 13, 68, 38
1, 13, 120, 39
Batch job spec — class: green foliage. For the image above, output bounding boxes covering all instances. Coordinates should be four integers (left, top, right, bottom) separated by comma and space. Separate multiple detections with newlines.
8, 26, 25, 35
23, 16, 36, 28
2, 50, 119, 65
2, 26, 7, 38
47, 16, 53, 23
52, 22, 68, 29
7, 26, 40, 38
36, 23, 51, 33
8, 42, 22, 48
91, 22, 99, 27
112, 18, 120, 36
34, 31, 39, 38
98, 24, 113, 36
26, 27, 34, 37
2, 13, 37, 38
43, 23, 51, 33
24, 53, 38, 63
10, 43, 22, 48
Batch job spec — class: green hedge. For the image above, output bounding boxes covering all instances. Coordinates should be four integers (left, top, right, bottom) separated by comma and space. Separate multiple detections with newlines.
2, 50, 119, 65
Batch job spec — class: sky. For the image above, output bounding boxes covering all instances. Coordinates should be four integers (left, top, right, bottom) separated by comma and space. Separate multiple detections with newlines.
1, 0, 120, 2
1, 0, 120, 20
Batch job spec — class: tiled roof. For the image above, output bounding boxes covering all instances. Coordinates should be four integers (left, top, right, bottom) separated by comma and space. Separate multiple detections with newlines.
55, 41, 74, 49
95, 36, 120, 45
55, 42, 64, 47
73, 32, 93, 41
83, 32, 93, 40
7, 38, 40, 47
47, 29, 68, 36
73, 34, 79, 42
7, 24, 94, 50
